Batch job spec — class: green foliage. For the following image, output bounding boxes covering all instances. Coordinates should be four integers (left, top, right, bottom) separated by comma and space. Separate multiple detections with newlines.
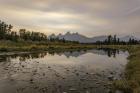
19, 29, 47, 41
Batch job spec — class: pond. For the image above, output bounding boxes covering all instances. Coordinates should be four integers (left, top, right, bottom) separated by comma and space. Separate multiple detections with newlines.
0, 49, 129, 93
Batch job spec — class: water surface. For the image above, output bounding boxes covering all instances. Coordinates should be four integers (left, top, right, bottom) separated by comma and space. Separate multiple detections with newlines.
0, 49, 128, 93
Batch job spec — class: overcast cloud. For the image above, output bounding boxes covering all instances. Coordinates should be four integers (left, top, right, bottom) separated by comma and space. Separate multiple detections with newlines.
0, 0, 140, 37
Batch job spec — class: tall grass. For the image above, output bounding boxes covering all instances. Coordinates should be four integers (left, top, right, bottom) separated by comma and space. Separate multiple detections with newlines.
0, 40, 97, 52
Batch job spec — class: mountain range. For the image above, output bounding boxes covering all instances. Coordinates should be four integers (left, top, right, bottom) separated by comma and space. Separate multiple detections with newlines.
48, 32, 140, 43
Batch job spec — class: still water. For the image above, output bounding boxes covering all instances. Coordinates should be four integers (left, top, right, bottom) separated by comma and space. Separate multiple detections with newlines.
0, 49, 128, 93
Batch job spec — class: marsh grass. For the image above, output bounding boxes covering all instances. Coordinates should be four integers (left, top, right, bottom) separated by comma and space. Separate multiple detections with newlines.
99, 45, 140, 93
0, 40, 97, 52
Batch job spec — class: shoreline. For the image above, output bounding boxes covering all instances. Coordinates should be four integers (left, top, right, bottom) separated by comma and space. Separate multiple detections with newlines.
97, 45, 140, 93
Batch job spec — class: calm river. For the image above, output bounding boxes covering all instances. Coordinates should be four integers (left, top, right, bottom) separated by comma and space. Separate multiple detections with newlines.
0, 49, 128, 93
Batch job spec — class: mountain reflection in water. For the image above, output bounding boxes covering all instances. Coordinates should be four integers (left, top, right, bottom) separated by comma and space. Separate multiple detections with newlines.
0, 48, 125, 62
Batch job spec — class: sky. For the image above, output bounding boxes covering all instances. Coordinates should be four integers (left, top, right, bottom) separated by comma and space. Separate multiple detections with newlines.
0, 0, 140, 37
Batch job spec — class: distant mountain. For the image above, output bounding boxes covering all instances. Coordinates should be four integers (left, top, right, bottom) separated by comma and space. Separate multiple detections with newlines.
91, 36, 108, 42
119, 35, 139, 42
49, 32, 108, 43
58, 32, 91, 43
48, 32, 139, 43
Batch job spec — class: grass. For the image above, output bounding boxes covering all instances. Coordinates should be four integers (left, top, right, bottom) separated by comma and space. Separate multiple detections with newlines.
98, 45, 140, 93
0, 40, 98, 52
124, 46, 140, 93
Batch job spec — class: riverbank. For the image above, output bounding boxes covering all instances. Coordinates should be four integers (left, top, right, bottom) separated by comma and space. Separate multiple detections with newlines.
98, 45, 140, 93
0, 40, 97, 52
121, 45, 140, 93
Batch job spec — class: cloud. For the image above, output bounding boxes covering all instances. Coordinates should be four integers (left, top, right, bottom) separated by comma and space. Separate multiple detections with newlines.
0, 0, 140, 37
125, 6, 140, 16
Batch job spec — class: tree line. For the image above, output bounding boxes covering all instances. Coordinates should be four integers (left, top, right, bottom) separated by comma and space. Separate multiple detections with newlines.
95, 35, 139, 45
0, 20, 80, 44
0, 20, 48, 42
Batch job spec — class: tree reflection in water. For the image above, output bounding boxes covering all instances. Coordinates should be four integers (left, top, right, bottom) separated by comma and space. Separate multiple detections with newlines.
0, 48, 125, 62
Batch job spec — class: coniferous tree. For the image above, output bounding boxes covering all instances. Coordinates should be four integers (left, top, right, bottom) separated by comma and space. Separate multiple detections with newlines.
113, 35, 117, 44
